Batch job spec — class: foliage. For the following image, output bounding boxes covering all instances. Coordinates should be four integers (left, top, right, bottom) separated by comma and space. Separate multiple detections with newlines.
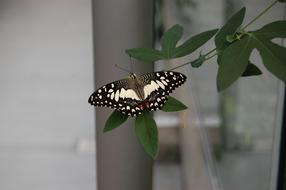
104, 0, 286, 159
135, 110, 159, 159
104, 96, 187, 158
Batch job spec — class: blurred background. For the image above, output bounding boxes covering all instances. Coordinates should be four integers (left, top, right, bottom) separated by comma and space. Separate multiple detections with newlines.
0, 0, 285, 190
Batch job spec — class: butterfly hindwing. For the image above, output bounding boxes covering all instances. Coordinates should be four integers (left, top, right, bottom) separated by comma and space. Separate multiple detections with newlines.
139, 71, 187, 111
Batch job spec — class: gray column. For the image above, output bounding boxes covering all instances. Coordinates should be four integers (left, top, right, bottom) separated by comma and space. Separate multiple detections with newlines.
92, 1, 154, 190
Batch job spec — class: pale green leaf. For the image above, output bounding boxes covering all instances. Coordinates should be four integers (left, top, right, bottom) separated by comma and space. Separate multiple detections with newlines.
215, 7, 246, 50
135, 111, 159, 159
126, 48, 165, 62
104, 110, 129, 132
217, 36, 254, 91
252, 35, 286, 81
173, 29, 218, 58
253, 20, 286, 39
161, 96, 187, 112
161, 24, 183, 58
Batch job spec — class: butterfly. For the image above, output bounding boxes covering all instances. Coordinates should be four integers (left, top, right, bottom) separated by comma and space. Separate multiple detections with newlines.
88, 71, 187, 117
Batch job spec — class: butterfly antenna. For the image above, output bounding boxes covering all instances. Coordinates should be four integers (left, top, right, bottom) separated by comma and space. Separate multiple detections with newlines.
114, 64, 131, 74
129, 56, 134, 73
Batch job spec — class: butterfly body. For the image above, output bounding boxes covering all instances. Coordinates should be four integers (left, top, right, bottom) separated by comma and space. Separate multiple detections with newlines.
88, 71, 186, 116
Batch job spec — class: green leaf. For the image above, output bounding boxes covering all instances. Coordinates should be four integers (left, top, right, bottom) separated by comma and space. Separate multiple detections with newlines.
135, 111, 159, 159
161, 24, 183, 58
173, 29, 218, 58
217, 36, 254, 91
241, 62, 262, 77
104, 110, 129, 132
252, 36, 286, 81
126, 48, 165, 62
278, 0, 286, 2
161, 96, 188, 112
215, 7, 246, 50
253, 21, 286, 39
191, 54, 206, 68
217, 54, 222, 65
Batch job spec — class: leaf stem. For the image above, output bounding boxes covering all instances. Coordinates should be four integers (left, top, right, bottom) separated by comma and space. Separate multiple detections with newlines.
169, 48, 218, 70
169, 60, 192, 71
241, 0, 278, 30
204, 48, 217, 57
205, 52, 219, 61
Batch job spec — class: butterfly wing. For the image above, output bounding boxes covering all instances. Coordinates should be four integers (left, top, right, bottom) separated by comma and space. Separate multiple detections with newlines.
88, 71, 187, 117
88, 78, 145, 116
139, 71, 187, 111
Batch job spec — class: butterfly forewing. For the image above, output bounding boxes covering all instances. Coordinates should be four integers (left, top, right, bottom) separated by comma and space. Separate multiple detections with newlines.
88, 77, 145, 116
88, 79, 129, 108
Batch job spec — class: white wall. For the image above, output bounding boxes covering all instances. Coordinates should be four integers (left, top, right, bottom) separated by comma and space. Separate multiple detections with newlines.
0, 0, 95, 189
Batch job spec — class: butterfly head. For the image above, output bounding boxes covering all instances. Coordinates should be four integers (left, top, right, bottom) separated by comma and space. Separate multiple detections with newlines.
129, 73, 137, 80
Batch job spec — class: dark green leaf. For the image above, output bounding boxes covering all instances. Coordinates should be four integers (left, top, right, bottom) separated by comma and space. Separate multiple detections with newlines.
135, 111, 159, 159
161, 96, 188, 112
226, 34, 237, 43
126, 48, 165, 62
253, 21, 286, 39
278, 0, 286, 2
173, 29, 218, 58
104, 110, 129, 132
252, 35, 286, 81
215, 7, 246, 50
191, 54, 206, 68
241, 62, 262, 77
161, 24, 183, 58
217, 36, 254, 91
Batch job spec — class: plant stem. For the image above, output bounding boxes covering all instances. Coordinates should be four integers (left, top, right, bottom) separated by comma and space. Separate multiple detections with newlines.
170, 48, 218, 70
170, 61, 192, 71
205, 52, 219, 61
204, 48, 216, 57
241, 0, 278, 30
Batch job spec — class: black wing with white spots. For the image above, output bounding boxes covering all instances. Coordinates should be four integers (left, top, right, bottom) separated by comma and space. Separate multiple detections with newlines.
88, 71, 187, 117
88, 78, 131, 109
88, 76, 147, 116
139, 71, 187, 112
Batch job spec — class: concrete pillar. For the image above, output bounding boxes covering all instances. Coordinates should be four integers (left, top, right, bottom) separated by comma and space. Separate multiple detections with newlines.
92, 0, 154, 190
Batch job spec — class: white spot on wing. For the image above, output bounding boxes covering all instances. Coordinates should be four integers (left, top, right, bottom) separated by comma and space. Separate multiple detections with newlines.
114, 90, 120, 102
110, 92, 114, 100
161, 80, 167, 86
156, 80, 165, 89
119, 88, 140, 100
143, 81, 160, 98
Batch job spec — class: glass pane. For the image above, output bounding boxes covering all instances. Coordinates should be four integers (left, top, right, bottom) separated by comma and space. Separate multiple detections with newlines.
153, 0, 285, 190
